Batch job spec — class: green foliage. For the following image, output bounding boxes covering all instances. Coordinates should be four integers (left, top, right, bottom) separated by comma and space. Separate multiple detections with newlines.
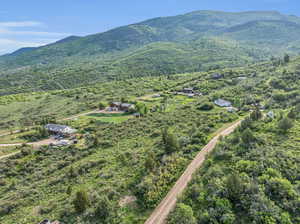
168, 203, 197, 224
278, 117, 294, 133
168, 115, 300, 223
197, 102, 214, 111
98, 102, 107, 110
94, 196, 113, 223
1, 11, 300, 95
162, 128, 180, 153
284, 54, 290, 63
250, 107, 263, 121
73, 189, 90, 213
241, 128, 256, 145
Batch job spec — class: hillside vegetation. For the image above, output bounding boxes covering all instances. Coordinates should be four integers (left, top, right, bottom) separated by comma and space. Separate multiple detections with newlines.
1, 10, 300, 95
1, 55, 300, 223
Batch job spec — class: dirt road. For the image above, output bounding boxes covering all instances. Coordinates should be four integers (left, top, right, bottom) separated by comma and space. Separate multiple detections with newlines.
0, 130, 21, 138
144, 120, 242, 224
0, 138, 57, 148
0, 138, 58, 160
0, 151, 20, 160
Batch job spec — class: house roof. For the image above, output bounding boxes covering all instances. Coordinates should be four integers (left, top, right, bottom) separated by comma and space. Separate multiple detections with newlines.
45, 124, 76, 134
121, 103, 133, 108
214, 99, 232, 107
111, 102, 122, 106
211, 73, 223, 79
183, 87, 194, 91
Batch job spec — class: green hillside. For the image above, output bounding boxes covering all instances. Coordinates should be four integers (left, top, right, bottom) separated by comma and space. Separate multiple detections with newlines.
0, 10, 300, 95
1, 55, 300, 223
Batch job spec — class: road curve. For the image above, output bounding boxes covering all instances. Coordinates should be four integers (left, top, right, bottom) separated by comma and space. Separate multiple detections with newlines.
144, 120, 242, 224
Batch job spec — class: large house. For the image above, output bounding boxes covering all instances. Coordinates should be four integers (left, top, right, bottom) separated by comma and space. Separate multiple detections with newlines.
109, 102, 135, 112
45, 124, 77, 136
214, 99, 232, 107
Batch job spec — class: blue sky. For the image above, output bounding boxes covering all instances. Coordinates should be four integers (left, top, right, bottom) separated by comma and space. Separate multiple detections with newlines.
0, 0, 298, 54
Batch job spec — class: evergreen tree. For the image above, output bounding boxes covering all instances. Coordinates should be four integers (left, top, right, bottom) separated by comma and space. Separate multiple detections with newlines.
73, 189, 90, 213
162, 128, 179, 153
241, 128, 256, 145
284, 54, 290, 64
250, 107, 262, 121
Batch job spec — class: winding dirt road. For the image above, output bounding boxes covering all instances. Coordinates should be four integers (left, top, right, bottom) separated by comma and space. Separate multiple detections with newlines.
144, 120, 242, 224
0, 139, 58, 160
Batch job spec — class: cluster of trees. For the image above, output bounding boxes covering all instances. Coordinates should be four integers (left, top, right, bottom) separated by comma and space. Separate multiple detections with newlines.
167, 107, 300, 224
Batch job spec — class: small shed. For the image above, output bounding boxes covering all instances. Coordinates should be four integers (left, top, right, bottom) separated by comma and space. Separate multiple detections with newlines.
267, 111, 275, 119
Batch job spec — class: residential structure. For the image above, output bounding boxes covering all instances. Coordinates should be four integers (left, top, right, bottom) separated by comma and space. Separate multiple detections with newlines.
174, 87, 202, 97
211, 73, 224, 79
182, 87, 195, 94
109, 102, 135, 112
214, 99, 232, 107
38, 220, 60, 224
45, 124, 77, 136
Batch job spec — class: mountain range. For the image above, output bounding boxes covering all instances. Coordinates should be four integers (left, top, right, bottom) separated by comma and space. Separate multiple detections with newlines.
0, 10, 300, 95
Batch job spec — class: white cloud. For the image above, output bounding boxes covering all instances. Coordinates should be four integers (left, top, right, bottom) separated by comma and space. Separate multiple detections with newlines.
0, 38, 51, 55
0, 28, 69, 37
0, 21, 43, 28
0, 20, 71, 54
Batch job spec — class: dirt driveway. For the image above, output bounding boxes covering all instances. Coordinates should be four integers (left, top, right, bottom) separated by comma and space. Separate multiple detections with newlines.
144, 120, 242, 224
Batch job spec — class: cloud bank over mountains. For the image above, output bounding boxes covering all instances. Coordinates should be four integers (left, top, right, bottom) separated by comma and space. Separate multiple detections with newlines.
0, 20, 69, 55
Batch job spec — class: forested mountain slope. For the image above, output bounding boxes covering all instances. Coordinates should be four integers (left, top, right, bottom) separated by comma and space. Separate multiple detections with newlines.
0, 10, 300, 95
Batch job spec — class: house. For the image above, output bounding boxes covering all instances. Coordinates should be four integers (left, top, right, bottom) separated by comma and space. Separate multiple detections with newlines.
109, 102, 135, 112
38, 220, 60, 224
214, 99, 232, 107
211, 73, 224, 79
45, 124, 77, 136
120, 103, 135, 112
182, 87, 194, 94
152, 94, 161, 98
110, 102, 122, 111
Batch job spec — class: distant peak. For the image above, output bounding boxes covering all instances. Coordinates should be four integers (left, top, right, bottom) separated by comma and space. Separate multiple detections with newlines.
54, 35, 81, 44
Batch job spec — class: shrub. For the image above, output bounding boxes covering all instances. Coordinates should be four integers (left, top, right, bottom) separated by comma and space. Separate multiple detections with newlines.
198, 102, 214, 111
73, 189, 90, 213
